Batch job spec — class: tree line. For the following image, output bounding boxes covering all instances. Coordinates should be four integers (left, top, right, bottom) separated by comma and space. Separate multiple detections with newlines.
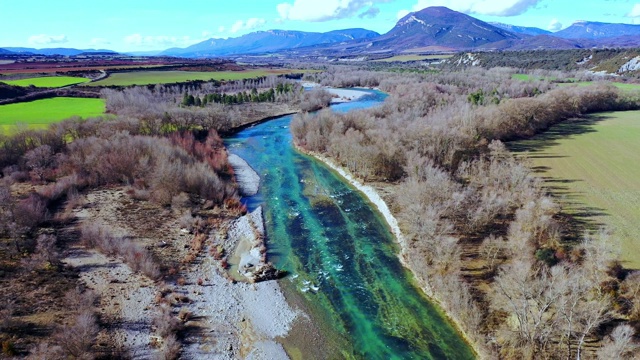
181, 82, 298, 106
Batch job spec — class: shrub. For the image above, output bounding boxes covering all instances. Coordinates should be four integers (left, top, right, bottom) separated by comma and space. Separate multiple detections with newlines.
153, 305, 181, 339
55, 311, 99, 359
2, 341, 16, 356
156, 334, 181, 360
23, 144, 55, 181
0, 301, 13, 332
80, 224, 161, 280
13, 193, 48, 231
26, 342, 64, 360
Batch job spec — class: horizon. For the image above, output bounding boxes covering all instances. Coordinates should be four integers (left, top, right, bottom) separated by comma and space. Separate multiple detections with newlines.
2, 0, 640, 52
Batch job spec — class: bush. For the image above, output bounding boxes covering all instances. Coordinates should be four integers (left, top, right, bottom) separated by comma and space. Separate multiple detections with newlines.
300, 88, 333, 112
55, 311, 99, 359
80, 224, 161, 280
156, 334, 181, 360
153, 305, 181, 339
535, 247, 558, 267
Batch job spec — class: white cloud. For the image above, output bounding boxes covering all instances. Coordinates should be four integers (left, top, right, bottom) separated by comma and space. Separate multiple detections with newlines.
627, 3, 640, 17
412, 0, 541, 16
124, 34, 194, 48
89, 38, 111, 47
277, 0, 391, 22
217, 26, 226, 33
397, 9, 410, 20
230, 18, 266, 33
358, 6, 380, 18
28, 34, 68, 45
547, 18, 562, 31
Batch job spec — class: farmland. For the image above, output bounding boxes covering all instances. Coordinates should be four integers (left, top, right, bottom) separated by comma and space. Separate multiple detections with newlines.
510, 111, 640, 269
89, 69, 303, 86
372, 54, 453, 62
0, 97, 105, 133
557, 81, 640, 91
512, 73, 640, 90
1, 76, 90, 88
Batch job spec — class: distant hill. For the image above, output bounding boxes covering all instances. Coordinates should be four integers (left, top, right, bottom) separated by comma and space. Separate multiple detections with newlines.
162, 28, 380, 57
489, 22, 551, 36
125, 50, 164, 56
479, 35, 587, 51
300, 6, 524, 55
1, 47, 118, 56
0, 48, 15, 54
555, 21, 640, 39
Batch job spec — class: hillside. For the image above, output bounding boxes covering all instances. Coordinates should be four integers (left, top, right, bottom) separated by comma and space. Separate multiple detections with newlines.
555, 21, 640, 39
489, 22, 551, 36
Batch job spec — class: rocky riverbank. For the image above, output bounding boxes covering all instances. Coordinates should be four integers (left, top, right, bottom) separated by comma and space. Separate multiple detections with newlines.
228, 154, 261, 196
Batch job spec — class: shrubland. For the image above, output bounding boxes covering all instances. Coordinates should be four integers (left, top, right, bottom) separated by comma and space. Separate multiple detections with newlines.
293, 66, 640, 359
99, 73, 333, 133
0, 74, 315, 356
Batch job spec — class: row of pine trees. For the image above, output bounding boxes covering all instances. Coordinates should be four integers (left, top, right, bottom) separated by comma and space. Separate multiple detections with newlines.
181, 83, 296, 106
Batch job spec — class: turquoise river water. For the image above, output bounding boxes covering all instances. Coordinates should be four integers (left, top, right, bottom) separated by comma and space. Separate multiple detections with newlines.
224, 90, 475, 360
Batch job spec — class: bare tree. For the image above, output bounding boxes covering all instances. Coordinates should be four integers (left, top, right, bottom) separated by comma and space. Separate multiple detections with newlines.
23, 144, 54, 181
55, 311, 99, 359
596, 324, 639, 360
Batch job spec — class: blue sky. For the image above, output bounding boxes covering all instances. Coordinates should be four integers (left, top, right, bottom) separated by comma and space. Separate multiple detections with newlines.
1, 0, 640, 51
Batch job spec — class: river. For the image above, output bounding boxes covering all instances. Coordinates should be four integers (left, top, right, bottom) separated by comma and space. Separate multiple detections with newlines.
224, 90, 475, 360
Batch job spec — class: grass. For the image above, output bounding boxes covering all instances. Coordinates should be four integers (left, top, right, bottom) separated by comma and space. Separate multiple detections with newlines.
0, 97, 105, 133
372, 55, 453, 63
512, 74, 537, 81
89, 69, 304, 86
1, 76, 90, 88
512, 74, 640, 91
509, 111, 640, 269
557, 81, 640, 91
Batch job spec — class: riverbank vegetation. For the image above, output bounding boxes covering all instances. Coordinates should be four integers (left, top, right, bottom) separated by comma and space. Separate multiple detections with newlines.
293, 66, 640, 359
0, 74, 315, 357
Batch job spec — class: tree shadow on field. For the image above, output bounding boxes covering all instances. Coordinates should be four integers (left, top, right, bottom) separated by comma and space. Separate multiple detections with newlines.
507, 115, 608, 154
541, 172, 609, 238
507, 115, 612, 239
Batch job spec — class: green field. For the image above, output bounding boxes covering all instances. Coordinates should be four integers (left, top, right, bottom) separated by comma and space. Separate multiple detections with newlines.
512, 74, 640, 90
89, 69, 301, 86
0, 97, 105, 133
373, 54, 454, 62
510, 111, 640, 269
512, 74, 540, 81
557, 81, 640, 91
1, 76, 90, 88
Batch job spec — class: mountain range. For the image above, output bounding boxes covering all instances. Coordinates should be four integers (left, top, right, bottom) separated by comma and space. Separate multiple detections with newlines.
160, 28, 379, 57
3, 7, 640, 57
0, 47, 118, 56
